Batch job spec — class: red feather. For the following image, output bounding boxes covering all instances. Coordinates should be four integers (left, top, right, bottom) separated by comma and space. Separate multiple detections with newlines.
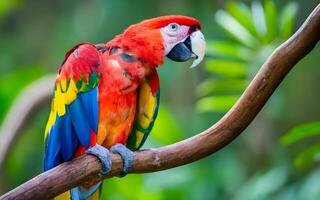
147, 69, 160, 95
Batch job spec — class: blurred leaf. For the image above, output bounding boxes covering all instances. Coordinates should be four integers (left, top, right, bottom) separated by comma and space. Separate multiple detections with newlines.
197, 79, 246, 97
143, 167, 192, 192
251, 1, 267, 38
279, 2, 298, 39
0, 0, 23, 18
226, 2, 258, 37
297, 168, 320, 199
205, 59, 247, 78
294, 143, 320, 168
148, 106, 183, 144
102, 174, 144, 200
264, 0, 277, 42
206, 41, 252, 61
196, 95, 239, 112
235, 166, 288, 200
200, 0, 297, 118
215, 10, 259, 48
281, 121, 320, 145
0, 67, 45, 122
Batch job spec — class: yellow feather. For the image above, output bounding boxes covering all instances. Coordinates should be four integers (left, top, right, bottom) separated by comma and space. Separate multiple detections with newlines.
64, 80, 77, 104
54, 88, 65, 116
144, 93, 156, 119
60, 78, 67, 92
54, 191, 70, 200
135, 130, 145, 148
137, 82, 156, 128
88, 188, 100, 200
44, 110, 56, 137
45, 79, 78, 138
54, 79, 78, 117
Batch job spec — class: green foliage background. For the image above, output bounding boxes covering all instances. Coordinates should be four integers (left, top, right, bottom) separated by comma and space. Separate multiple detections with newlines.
0, 0, 319, 199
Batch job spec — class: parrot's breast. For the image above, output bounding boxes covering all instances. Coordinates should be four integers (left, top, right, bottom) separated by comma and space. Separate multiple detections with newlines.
97, 89, 137, 148
96, 46, 149, 148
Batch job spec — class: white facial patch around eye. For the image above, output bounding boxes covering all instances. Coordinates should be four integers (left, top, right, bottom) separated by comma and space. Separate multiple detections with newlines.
160, 24, 190, 55
166, 23, 180, 36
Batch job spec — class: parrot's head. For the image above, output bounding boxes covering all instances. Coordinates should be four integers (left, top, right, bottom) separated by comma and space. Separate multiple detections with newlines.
109, 15, 206, 68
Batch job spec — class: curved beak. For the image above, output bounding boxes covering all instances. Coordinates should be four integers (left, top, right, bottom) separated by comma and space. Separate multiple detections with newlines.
167, 30, 206, 68
189, 31, 206, 68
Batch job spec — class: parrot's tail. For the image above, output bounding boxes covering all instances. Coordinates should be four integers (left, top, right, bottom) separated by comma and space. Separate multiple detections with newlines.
55, 181, 102, 200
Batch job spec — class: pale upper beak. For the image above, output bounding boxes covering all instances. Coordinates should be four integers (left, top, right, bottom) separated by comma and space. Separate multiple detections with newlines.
189, 30, 206, 68
166, 30, 206, 68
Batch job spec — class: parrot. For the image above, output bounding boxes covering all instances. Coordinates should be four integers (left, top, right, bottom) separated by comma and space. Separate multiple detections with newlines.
44, 15, 205, 200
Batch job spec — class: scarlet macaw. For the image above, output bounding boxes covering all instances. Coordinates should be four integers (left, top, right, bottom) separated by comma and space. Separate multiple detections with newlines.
44, 15, 205, 200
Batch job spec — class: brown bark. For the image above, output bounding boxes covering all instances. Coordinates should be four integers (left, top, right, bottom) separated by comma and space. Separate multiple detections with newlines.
0, 3, 319, 200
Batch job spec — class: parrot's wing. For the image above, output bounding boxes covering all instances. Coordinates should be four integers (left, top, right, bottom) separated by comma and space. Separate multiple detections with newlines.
44, 43, 101, 171
127, 69, 160, 151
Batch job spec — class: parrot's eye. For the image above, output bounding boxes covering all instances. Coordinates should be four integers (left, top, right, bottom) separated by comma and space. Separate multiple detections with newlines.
168, 23, 179, 32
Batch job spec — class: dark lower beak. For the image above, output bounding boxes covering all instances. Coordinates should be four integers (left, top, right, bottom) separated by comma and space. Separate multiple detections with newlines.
167, 37, 195, 62
167, 30, 206, 68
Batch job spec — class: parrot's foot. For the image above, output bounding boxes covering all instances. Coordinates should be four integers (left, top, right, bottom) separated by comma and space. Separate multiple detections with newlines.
110, 144, 134, 177
86, 144, 112, 175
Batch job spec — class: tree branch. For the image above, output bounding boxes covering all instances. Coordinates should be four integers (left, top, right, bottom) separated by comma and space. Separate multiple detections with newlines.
1, 4, 319, 200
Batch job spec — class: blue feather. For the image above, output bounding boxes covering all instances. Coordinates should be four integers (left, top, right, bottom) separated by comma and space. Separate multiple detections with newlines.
44, 43, 101, 172
44, 89, 99, 171
44, 116, 62, 171
91, 90, 99, 133
69, 99, 91, 148
78, 88, 99, 133
60, 108, 79, 161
